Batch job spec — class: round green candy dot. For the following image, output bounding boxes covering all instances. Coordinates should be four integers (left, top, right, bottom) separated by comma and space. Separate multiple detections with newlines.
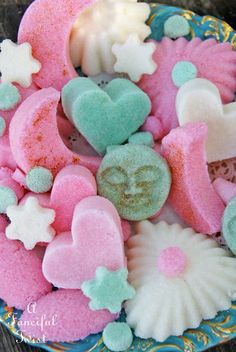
128, 132, 154, 148
0, 186, 17, 213
0, 83, 21, 111
0, 116, 6, 137
26, 167, 53, 193
164, 15, 190, 39
103, 322, 133, 352
172, 61, 198, 88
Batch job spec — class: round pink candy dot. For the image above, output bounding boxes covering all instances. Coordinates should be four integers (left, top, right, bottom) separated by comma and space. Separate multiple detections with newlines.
158, 246, 187, 278
141, 116, 164, 141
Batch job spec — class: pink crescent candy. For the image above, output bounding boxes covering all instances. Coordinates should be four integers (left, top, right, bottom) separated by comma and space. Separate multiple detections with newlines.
0, 82, 38, 169
19, 289, 116, 342
162, 122, 225, 234
42, 196, 126, 289
18, 0, 96, 90
50, 165, 97, 233
213, 177, 236, 205
9, 88, 101, 176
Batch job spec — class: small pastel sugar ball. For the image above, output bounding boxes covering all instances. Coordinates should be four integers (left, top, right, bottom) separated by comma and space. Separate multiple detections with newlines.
128, 132, 154, 148
0, 186, 17, 213
158, 246, 187, 278
164, 15, 190, 39
0, 82, 21, 111
26, 167, 53, 193
0, 116, 6, 137
172, 61, 198, 88
102, 322, 133, 352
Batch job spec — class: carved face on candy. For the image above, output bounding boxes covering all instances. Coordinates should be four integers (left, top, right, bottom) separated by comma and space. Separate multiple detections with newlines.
96, 144, 171, 221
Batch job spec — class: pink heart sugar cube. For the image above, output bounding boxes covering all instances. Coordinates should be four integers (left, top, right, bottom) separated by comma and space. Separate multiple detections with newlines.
50, 165, 97, 233
42, 196, 126, 289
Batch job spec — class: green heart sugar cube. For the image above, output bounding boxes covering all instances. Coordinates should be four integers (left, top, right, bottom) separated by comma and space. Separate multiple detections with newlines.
62, 77, 151, 155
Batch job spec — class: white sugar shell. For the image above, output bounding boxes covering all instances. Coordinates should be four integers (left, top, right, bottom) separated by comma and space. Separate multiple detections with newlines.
70, 0, 151, 75
125, 221, 236, 342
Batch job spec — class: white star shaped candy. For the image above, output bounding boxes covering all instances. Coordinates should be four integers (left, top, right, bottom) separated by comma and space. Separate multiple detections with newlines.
0, 40, 41, 88
112, 34, 157, 82
6, 196, 56, 250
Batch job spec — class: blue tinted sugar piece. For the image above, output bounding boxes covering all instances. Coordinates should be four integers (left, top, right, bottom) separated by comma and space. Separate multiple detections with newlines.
223, 196, 236, 255
164, 15, 190, 39
26, 167, 53, 193
0, 186, 17, 213
97, 144, 171, 221
172, 61, 198, 88
0, 83, 21, 111
0, 116, 6, 137
128, 132, 154, 147
102, 322, 133, 352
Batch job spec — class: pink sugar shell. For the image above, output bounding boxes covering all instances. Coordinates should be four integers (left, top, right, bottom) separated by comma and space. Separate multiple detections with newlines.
0, 233, 52, 310
19, 289, 116, 342
9, 88, 101, 176
43, 196, 126, 289
50, 165, 97, 233
213, 177, 236, 205
12, 168, 27, 188
18, 0, 96, 90
0, 82, 38, 170
162, 122, 225, 234
139, 38, 236, 136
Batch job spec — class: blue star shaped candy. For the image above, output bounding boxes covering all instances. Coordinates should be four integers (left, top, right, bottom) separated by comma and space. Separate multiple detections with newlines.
81, 267, 135, 314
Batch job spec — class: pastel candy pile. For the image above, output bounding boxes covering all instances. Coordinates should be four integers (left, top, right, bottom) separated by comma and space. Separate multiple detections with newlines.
42, 196, 126, 288
0, 233, 52, 309
177, 78, 236, 162
1, 0, 236, 346
19, 289, 116, 342
97, 144, 171, 221
62, 78, 151, 155
162, 123, 225, 234
139, 37, 236, 137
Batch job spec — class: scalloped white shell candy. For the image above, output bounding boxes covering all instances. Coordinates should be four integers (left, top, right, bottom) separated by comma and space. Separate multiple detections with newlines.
125, 221, 236, 342
70, 0, 151, 75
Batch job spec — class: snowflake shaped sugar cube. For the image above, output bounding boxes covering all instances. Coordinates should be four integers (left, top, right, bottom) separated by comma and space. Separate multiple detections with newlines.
82, 267, 135, 314
0, 40, 41, 88
112, 34, 157, 82
6, 196, 56, 250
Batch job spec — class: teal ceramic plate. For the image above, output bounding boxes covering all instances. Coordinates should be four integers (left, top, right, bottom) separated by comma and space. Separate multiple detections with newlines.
1, 3, 236, 352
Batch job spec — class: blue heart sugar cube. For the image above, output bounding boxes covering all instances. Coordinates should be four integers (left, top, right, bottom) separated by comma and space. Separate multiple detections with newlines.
62, 78, 151, 155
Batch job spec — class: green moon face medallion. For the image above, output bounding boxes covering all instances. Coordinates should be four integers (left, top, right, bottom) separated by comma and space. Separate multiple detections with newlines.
96, 144, 171, 221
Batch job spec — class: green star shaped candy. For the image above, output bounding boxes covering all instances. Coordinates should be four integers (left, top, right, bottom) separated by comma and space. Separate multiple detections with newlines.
81, 267, 135, 314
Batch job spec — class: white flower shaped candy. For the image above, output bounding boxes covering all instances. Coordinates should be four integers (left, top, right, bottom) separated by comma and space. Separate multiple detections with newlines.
0, 40, 41, 88
112, 34, 157, 82
125, 221, 236, 342
70, 0, 151, 75
6, 196, 56, 250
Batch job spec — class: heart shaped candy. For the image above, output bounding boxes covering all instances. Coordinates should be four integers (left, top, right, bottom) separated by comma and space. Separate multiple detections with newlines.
42, 196, 126, 289
176, 78, 236, 163
50, 165, 97, 233
62, 78, 151, 155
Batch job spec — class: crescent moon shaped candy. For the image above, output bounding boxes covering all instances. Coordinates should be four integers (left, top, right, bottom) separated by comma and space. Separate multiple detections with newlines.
18, 0, 96, 90
162, 122, 225, 234
9, 88, 101, 176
